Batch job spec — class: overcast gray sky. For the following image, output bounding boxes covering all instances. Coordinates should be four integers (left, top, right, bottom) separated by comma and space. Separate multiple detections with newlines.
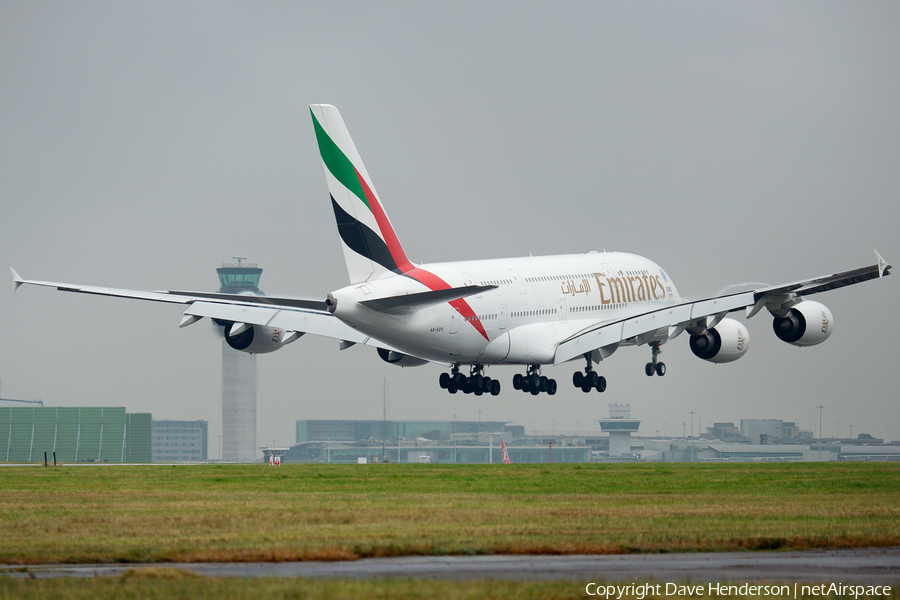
2, 1, 898, 452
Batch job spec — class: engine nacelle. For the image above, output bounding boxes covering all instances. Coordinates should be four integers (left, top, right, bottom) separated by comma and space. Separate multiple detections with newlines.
689, 318, 749, 364
224, 323, 287, 354
377, 347, 428, 367
772, 300, 833, 347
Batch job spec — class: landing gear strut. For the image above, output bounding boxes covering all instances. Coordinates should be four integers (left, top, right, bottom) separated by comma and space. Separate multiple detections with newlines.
645, 343, 666, 377
439, 364, 500, 396
512, 365, 557, 396
572, 353, 606, 393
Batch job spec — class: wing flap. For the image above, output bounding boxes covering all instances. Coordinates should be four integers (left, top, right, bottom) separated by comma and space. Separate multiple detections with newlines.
184, 301, 370, 344
553, 254, 890, 366
554, 291, 755, 366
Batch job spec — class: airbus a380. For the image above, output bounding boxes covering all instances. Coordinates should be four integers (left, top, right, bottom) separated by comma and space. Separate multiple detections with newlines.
12, 105, 892, 397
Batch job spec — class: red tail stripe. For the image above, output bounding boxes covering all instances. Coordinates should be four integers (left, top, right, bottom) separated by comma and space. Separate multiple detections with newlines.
406, 267, 489, 341
353, 169, 488, 342
355, 168, 414, 273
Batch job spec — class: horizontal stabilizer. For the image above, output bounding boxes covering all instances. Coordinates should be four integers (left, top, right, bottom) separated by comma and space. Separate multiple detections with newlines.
359, 285, 497, 313
10, 268, 23, 294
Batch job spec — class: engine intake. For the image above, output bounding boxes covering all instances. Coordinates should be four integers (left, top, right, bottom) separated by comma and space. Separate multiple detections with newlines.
772, 300, 833, 347
224, 323, 287, 354
689, 318, 749, 364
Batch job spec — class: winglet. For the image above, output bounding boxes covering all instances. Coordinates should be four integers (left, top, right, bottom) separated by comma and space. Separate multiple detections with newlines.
10, 268, 24, 294
875, 250, 891, 278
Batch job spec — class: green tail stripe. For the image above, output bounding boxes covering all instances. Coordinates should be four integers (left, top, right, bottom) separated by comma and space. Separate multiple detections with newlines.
311, 108, 371, 212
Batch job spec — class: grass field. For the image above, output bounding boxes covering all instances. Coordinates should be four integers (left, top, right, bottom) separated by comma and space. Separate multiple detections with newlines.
3, 572, 895, 600
1, 462, 898, 566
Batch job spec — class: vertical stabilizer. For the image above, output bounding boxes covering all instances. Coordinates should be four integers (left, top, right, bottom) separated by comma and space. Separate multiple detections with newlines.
501, 438, 512, 464
310, 104, 413, 284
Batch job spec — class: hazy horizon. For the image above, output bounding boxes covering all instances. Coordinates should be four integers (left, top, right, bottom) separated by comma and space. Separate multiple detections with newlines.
2, 1, 897, 455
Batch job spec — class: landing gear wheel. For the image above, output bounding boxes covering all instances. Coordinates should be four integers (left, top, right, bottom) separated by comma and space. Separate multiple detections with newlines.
453, 373, 466, 389
530, 374, 541, 391
539, 376, 549, 392
655, 362, 666, 377
490, 380, 501, 396
645, 363, 654, 377
547, 379, 557, 395
448, 383, 458, 394
596, 376, 607, 393
581, 382, 592, 393
530, 387, 540, 396
573, 371, 584, 387
439, 373, 451, 388
513, 373, 523, 390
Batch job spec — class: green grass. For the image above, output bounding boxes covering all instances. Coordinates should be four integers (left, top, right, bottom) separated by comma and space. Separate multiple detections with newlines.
1, 462, 898, 565
3, 572, 899, 600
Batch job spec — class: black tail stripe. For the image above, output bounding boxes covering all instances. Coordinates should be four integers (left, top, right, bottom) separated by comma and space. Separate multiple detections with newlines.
331, 197, 401, 274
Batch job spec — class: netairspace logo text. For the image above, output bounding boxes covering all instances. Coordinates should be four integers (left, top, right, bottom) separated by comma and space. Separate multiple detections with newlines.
585, 582, 892, 599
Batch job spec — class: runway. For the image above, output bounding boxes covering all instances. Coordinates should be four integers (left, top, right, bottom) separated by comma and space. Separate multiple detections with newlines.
2, 547, 899, 583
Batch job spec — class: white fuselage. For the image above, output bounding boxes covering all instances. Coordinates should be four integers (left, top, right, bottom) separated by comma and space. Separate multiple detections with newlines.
330, 251, 682, 365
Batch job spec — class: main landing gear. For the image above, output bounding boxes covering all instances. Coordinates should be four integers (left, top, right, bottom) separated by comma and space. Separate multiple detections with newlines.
573, 353, 607, 393
439, 364, 501, 396
512, 365, 557, 396
645, 342, 666, 377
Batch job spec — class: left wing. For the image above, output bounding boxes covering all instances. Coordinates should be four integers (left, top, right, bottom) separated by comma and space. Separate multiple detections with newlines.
554, 252, 891, 365
9, 268, 387, 351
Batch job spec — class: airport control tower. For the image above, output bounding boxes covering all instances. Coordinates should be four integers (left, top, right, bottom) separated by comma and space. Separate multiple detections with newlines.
217, 258, 263, 461
598, 404, 641, 458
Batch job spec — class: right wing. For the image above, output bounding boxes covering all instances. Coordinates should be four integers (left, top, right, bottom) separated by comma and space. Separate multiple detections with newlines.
553, 252, 891, 365
10, 268, 380, 350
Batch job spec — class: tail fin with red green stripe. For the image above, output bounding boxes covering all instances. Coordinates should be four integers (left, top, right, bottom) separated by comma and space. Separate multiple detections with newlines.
310, 104, 413, 284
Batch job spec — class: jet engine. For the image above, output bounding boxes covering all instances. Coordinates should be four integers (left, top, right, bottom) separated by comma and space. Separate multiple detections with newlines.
689, 318, 749, 364
377, 347, 429, 367
223, 322, 288, 354
772, 300, 833, 347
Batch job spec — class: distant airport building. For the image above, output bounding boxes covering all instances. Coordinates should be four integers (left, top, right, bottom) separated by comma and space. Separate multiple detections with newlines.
217, 259, 263, 462
287, 419, 590, 464
0, 406, 150, 463
740, 419, 800, 444
295, 419, 510, 444
151, 419, 208, 462
598, 404, 641, 458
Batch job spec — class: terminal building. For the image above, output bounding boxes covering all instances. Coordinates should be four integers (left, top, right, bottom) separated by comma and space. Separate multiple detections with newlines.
287, 419, 591, 464
0, 406, 151, 463
151, 419, 209, 462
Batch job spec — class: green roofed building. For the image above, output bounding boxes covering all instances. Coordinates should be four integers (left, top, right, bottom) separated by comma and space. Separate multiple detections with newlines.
0, 407, 151, 463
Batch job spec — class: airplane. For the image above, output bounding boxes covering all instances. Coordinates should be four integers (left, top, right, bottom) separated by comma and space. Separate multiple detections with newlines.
11, 104, 892, 399
501, 438, 512, 464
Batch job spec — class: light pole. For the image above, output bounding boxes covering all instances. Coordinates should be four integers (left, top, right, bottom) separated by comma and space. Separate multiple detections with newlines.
817, 405, 825, 461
